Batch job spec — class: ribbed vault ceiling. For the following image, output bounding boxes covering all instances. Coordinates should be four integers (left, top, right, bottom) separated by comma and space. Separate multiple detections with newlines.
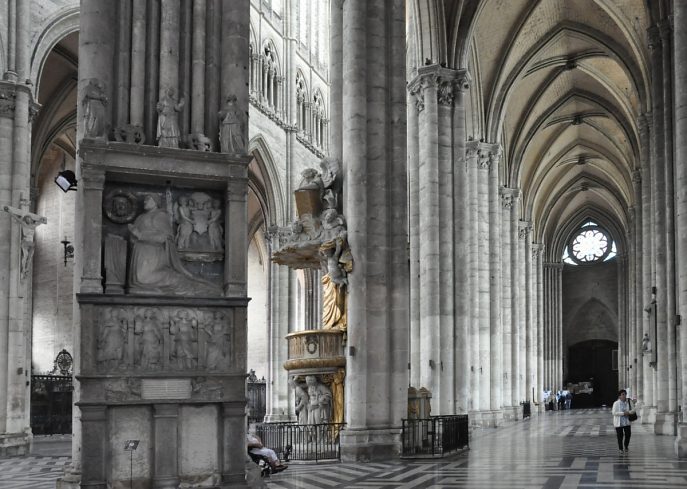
466, 0, 651, 255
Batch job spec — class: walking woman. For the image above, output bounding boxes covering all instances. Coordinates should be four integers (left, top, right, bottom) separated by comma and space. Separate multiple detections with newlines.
612, 389, 633, 454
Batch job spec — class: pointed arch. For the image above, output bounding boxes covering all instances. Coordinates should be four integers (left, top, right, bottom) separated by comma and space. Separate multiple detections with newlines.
29, 7, 79, 92
247, 135, 286, 227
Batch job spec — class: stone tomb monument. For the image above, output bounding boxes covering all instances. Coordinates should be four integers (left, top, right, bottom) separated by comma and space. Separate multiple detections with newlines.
76, 140, 249, 488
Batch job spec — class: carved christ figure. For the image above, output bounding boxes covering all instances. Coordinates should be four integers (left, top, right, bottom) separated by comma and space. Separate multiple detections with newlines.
3, 205, 47, 280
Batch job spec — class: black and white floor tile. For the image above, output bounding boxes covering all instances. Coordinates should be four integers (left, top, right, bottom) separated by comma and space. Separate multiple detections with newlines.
1, 410, 686, 488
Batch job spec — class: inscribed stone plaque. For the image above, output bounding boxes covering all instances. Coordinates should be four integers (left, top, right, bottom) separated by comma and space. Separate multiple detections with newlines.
141, 378, 192, 400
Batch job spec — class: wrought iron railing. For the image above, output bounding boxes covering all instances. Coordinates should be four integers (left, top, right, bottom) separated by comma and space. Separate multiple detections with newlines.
255, 422, 345, 462
30, 375, 73, 435
401, 415, 469, 457
247, 373, 266, 424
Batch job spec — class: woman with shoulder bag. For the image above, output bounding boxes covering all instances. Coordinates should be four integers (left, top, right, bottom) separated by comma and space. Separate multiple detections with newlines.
611, 389, 634, 454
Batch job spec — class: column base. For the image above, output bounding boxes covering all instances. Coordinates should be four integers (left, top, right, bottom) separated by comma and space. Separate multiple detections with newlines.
501, 406, 520, 422
675, 423, 687, 458
653, 412, 677, 435
468, 410, 503, 428
340, 427, 401, 462
0, 431, 31, 457
639, 405, 657, 425
263, 413, 293, 423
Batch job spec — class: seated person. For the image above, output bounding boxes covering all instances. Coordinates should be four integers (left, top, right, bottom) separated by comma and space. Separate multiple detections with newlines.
247, 432, 288, 472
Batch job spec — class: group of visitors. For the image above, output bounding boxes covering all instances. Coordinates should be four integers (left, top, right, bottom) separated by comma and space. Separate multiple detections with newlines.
544, 389, 573, 410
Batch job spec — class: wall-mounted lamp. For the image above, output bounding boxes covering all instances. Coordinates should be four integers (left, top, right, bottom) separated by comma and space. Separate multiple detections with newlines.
61, 237, 74, 266
55, 170, 78, 192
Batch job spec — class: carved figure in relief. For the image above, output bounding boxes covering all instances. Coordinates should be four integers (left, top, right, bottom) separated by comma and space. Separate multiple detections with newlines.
156, 87, 185, 148
320, 209, 346, 242
135, 309, 163, 369
296, 168, 323, 192
289, 377, 309, 425
305, 375, 332, 425
201, 311, 229, 369
170, 309, 198, 369
128, 194, 220, 296
2, 205, 47, 280
175, 196, 195, 249
82, 79, 109, 139
218, 94, 246, 153
207, 199, 224, 251
642, 333, 652, 354
319, 158, 342, 210
97, 308, 127, 369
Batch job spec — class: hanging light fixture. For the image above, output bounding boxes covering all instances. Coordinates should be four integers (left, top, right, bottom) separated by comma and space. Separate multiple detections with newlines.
55, 170, 78, 192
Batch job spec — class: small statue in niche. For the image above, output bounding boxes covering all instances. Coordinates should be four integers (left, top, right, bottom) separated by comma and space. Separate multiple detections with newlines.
82, 78, 109, 140
207, 199, 224, 251
97, 308, 127, 370
642, 333, 652, 354
135, 308, 163, 369
218, 94, 246, 154
2, 205, 47, 281
156, 87, 185, 148
170, 309, 198, 369
201, 311, 229, 369
319, 158, 342, 210
175, 195, 195, 249
127, 194, 220, 296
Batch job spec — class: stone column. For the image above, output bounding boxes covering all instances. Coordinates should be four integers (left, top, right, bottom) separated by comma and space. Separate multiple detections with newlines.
225, 179, 248, 296
153, 404, 179, 489
489, 151, 503, 417
330, 0, 342, 160
220, 402, 248, 486
265, 262, 291, 422
632, 168, 643, 400
407, 91, 420, 389
659, 20, 678, 420
477, 148, 490, 413
340, 0, 408, 461
114, 1, 132, 129
509, 191, 521, 407
525, 229, 533, 401
130, 0, 147, 128
517, 221, 529, 402
500, 188, 517, 417
673, 0, 687, 457
159, 0, 181, 96
220, 0, 249, 131
543, 263, 554, 391
533, 243, 543, 404
79, 170, 106, 294
556, 263, 564, 388
452, 78, 470, 415
466, 142, 480, 411
79, 405, 108, 488
191, 0, 207, 135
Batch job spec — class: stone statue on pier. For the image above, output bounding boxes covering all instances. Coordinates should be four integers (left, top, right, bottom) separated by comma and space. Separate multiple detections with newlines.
3, 205, 47, 280
219, 95, 246, 154
305, 375, 332, 424
156, 87, 185, 148
641, 333, 652, 354
82, 78, 109, 140
289, 377, 309, 425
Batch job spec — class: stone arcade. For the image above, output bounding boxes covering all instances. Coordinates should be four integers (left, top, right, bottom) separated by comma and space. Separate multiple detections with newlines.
1, 0, 687, 488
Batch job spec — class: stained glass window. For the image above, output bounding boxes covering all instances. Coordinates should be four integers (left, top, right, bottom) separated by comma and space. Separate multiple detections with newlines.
563, 222, 615, 265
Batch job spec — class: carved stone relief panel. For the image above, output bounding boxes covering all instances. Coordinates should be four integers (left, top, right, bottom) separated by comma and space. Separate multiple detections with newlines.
102, 182, 225, 295
92, 305, 234, 374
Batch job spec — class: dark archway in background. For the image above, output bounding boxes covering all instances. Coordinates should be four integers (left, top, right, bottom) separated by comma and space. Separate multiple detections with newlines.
568, 339, 618, 408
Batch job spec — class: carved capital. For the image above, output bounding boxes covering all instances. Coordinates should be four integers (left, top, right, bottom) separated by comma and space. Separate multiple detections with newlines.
658, 19, 672, 41
0, 83, 17, 118
632, 169, 642, 185
500, 187, 520, 209
408, 66, 470, 109
518, 221, 531, 240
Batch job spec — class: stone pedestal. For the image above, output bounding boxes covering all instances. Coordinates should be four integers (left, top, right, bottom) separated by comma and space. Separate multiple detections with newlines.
476, 410, 504, 428
502, 406, 520, 422
676, 423, 687, 458
340, 428, 402, 463
653, 411, 676, 435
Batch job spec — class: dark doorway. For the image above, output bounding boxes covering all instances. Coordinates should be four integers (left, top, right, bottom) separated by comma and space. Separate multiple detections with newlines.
568, 339, 618, 408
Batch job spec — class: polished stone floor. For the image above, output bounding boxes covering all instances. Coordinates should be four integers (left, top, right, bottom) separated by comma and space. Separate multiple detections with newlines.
1, 409, 686, 488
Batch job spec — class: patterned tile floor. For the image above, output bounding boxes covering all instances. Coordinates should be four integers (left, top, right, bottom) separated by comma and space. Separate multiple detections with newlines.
1, 409, 685, 488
